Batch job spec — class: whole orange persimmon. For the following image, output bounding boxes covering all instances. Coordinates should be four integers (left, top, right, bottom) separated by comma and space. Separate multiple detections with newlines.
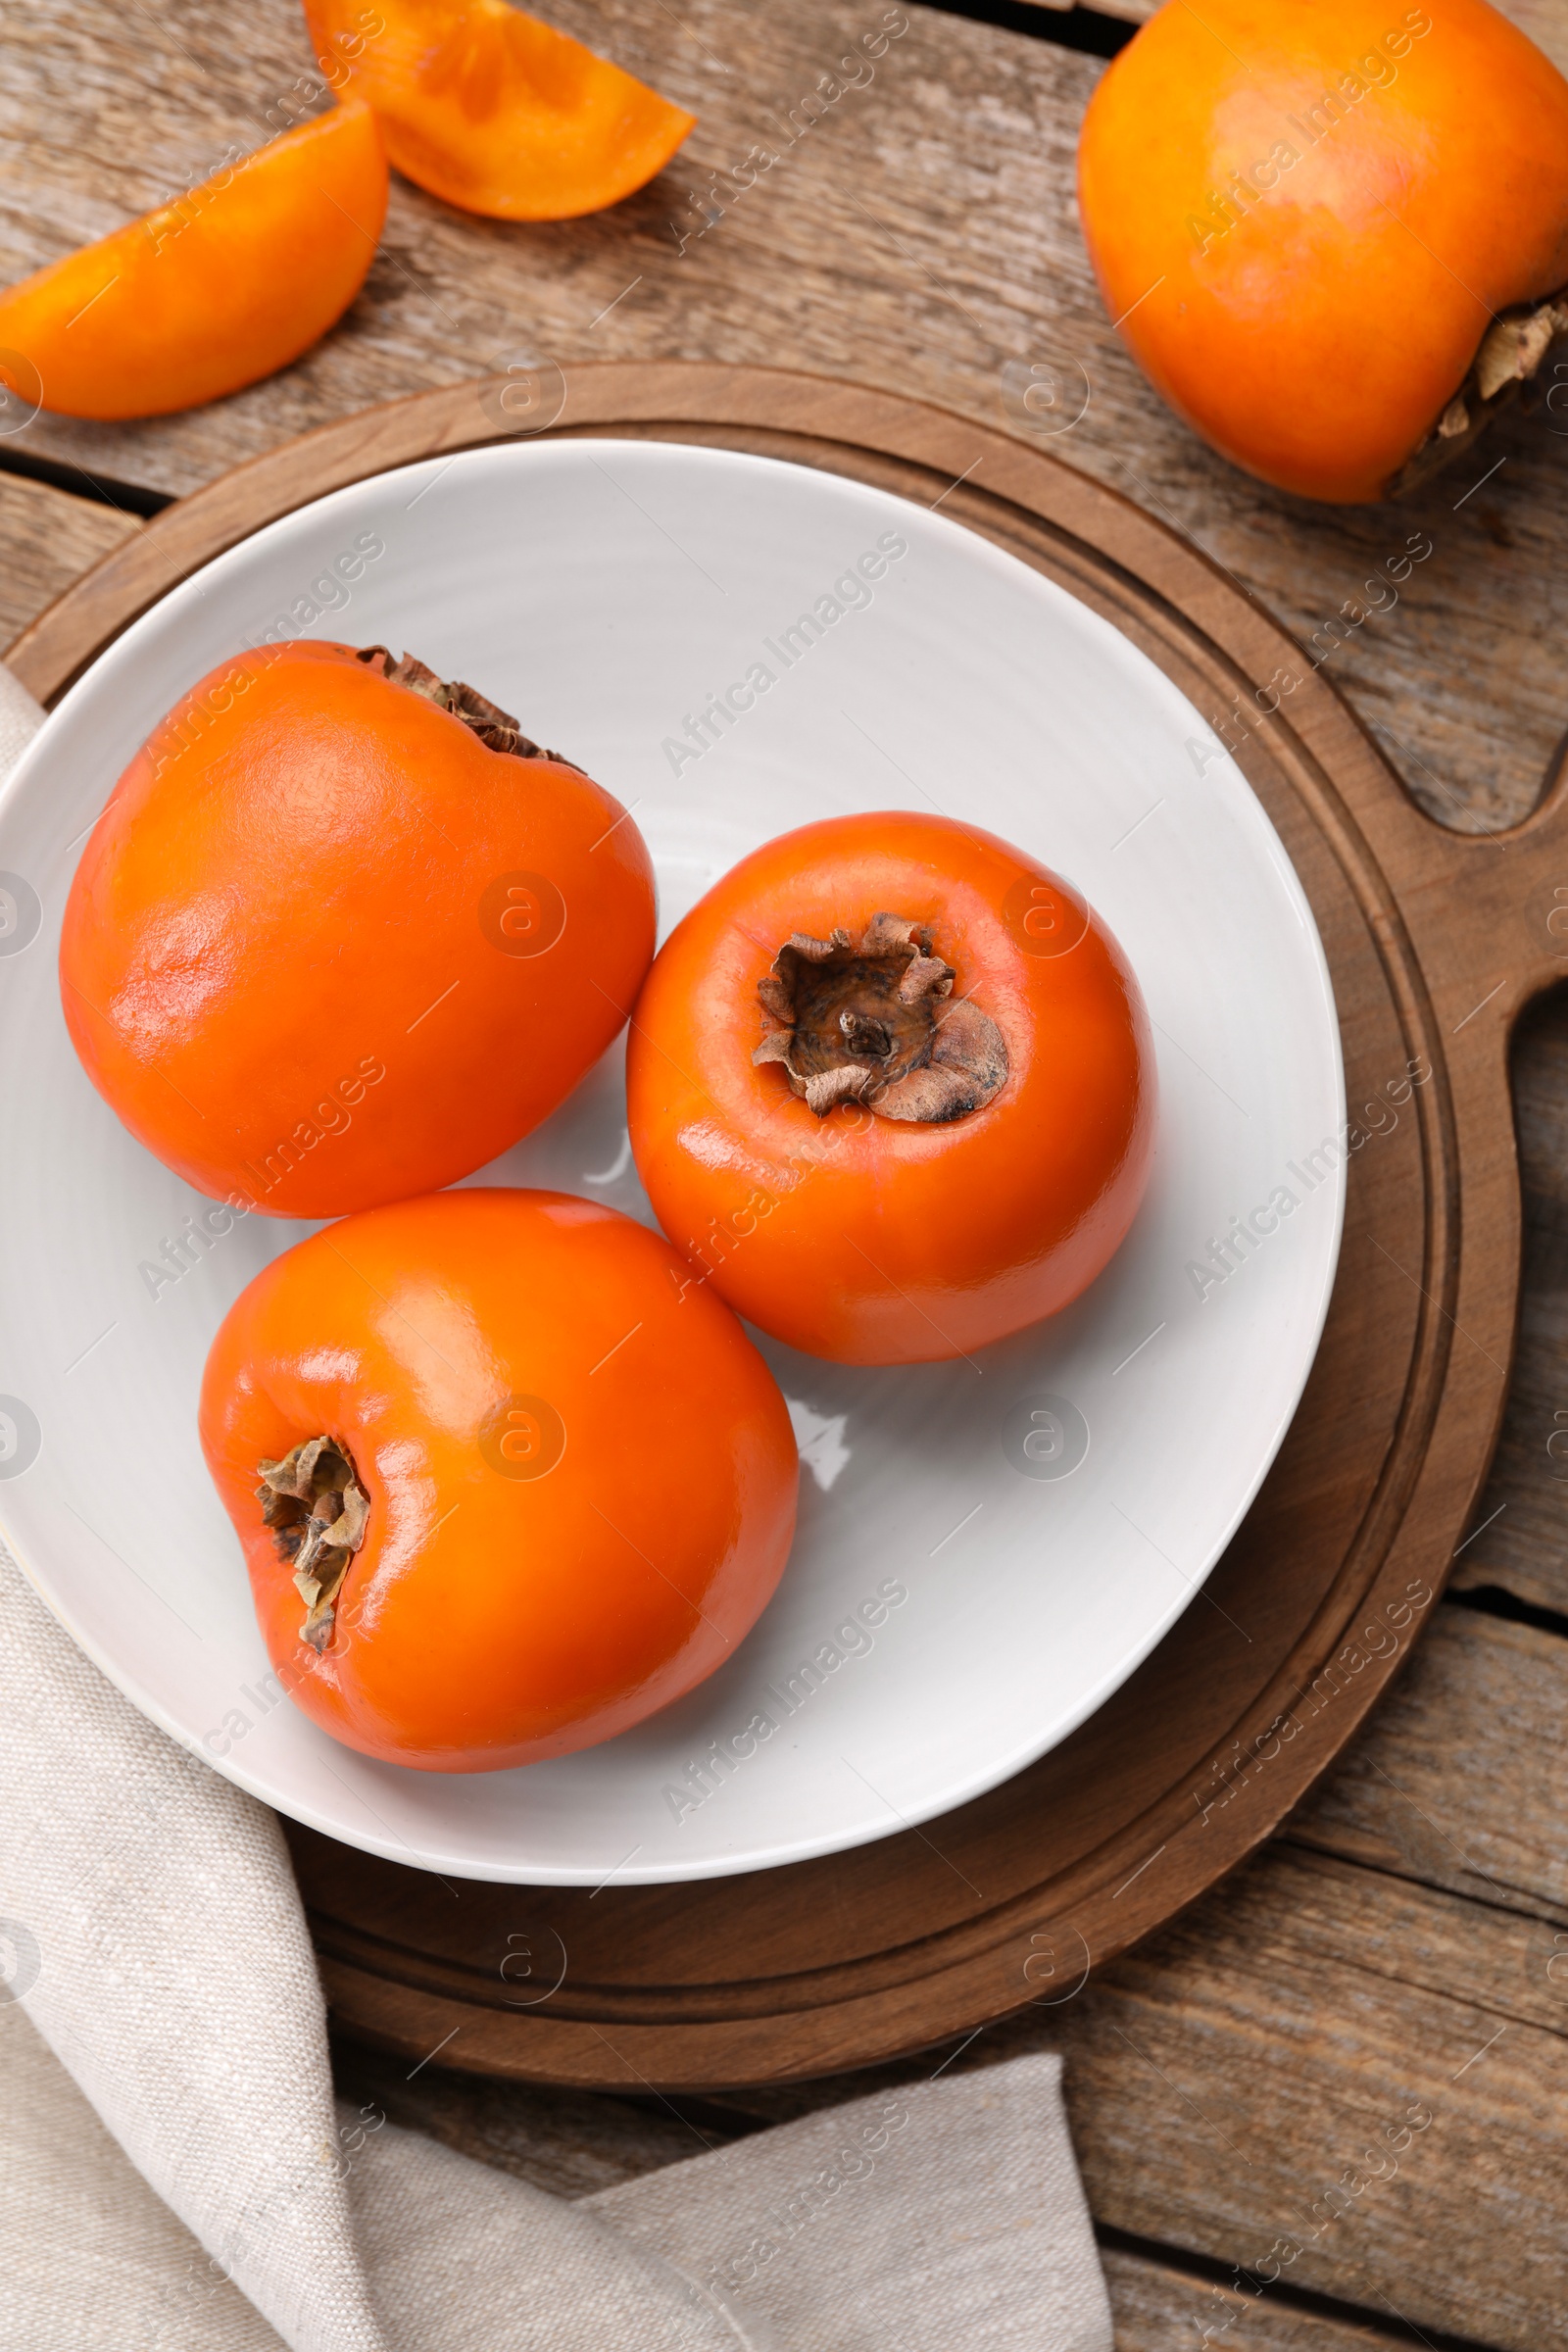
626, 812, 1155, 1365
1078, 0, 1568, 502
60, 640, 655, 1217
0, 101, 386, 420
199, 1188, 798, 1771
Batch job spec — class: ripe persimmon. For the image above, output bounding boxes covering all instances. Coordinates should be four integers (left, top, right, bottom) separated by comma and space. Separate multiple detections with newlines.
305, 0, 695, 220
1078, 0, 1568, 502
199, 1188, 798, 1771
60, 640, 655, 1217
0, 101, 386, 421
626, 811, 1155, 1365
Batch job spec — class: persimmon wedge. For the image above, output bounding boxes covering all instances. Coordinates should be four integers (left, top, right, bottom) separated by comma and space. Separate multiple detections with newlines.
305, 0, 695, 220
0, 101, 386, 421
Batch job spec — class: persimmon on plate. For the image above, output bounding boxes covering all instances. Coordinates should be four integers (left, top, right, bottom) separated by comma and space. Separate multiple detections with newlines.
60, 638, 655, 1217
305, 0, 696, 220
1079, 0, 1568, 502
628, 811, 1155, 1364
0, 435, 1341, 1882
200, 1190, 797, 1772
0, 101, 386, 421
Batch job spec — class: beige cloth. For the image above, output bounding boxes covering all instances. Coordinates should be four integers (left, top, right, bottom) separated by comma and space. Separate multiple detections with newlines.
0, 657, 1112, 2350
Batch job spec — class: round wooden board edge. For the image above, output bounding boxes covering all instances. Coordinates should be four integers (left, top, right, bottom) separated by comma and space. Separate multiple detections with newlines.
7, 362, 1555, 2087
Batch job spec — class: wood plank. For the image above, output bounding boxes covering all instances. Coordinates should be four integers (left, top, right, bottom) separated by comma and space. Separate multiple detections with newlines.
1100, 2245, 1429, 2352
3, 0, 1568, 836
1054, 1853, 1568, 2352
1288, 1605, 1568, 1923
0, 473, 139, 653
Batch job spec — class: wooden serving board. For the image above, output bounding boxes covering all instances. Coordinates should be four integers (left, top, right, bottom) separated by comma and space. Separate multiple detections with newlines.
14, 363, 1561, 2093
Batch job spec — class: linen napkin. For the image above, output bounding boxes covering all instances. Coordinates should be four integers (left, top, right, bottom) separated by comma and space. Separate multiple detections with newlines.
0, 653, 1112, 2351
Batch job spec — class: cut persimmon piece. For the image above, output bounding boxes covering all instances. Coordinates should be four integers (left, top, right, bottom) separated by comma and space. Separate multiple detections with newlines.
305, 0, 696, 220
0, 101, 386, 421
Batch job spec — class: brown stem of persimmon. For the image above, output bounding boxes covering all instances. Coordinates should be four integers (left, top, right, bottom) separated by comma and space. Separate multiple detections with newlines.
753, 912, 1008, 1124
257, 1435, 369, 1654
355, 646, 582, 770
1387, 285, 1568, 500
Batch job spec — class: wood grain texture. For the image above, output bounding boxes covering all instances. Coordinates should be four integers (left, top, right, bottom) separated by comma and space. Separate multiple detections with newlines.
2, 0, 1567, 835
1289, 1606, 1568, 1924
0, 475, 138, 650
1054, 1853, 1568, 2352
1099, 2246, 1431, 2352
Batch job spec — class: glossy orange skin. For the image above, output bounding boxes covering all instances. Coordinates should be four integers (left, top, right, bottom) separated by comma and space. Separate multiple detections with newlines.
0, 103, 386, 421
199, 1189, 798, 1772
306, 0, 695, 220
1078, 0, 1568, 502
60, 640, 655, 1217
626, 812, 1155, 1365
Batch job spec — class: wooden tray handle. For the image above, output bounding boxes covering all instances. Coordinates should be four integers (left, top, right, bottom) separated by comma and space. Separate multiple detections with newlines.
1408, 754, 1568, 1027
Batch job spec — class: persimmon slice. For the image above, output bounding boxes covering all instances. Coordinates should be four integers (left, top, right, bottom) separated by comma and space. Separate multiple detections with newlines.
305, 0, 696, 220
0, 101, 386, 421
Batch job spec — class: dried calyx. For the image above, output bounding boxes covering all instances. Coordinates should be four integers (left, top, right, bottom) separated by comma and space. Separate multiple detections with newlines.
356, 645, 581, 769
1389, 287, 1568, 498
755, 912, 1008, 1124
258, 1436, 369, 1654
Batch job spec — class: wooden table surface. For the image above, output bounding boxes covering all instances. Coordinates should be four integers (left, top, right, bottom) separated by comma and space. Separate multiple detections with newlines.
4, 3, 1567, 2344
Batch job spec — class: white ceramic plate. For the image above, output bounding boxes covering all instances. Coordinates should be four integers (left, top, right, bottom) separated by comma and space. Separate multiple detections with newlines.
0, 439, 1344, 1885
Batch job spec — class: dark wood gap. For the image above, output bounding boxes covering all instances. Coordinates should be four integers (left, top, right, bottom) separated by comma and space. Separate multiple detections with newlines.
613, 2087, 772, 2143
915, 0, 1136, 58
1270, 1831, 1568, 1958
1445, 1583, 1568, 1643
1094, 2221, 1510, 2352
0, 443, 173, 517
